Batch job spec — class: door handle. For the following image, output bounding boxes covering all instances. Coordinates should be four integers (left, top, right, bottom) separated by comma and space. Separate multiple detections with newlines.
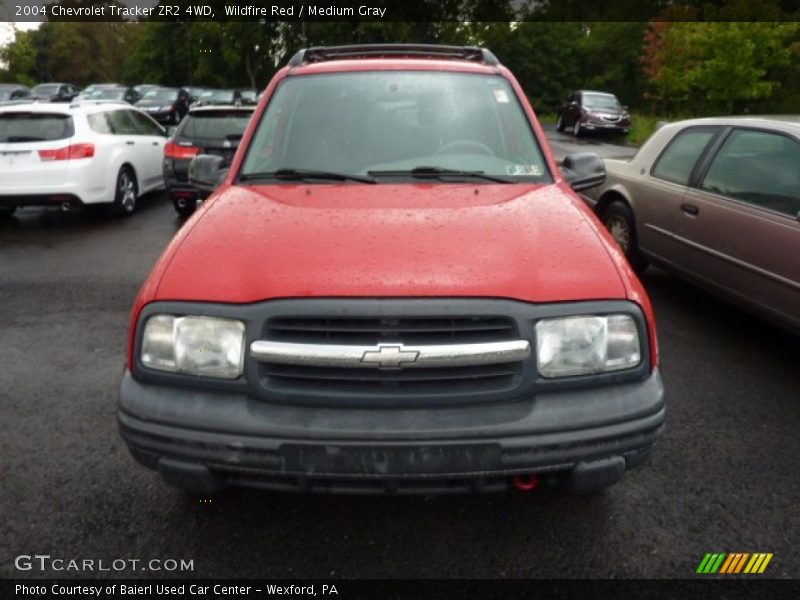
681, 203, 699, 216
125, 141, 135, 146
152, 141, 159, 146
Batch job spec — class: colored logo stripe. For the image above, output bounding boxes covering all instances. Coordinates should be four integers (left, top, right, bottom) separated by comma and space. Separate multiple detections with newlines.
744, 553, 773, 574
697, 553, 773, 574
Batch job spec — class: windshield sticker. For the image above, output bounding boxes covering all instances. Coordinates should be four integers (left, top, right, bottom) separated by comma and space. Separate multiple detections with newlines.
506, 164, 543, 176
493, 89, 509, 103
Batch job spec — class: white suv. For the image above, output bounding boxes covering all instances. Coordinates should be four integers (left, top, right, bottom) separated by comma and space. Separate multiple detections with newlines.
0, 101, 168, 217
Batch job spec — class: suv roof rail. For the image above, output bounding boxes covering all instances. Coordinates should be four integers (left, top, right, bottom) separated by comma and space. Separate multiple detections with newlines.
288, 44, 500, 67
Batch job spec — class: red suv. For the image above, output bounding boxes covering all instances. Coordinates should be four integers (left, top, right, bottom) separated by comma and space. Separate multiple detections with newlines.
119, 45, 664, 495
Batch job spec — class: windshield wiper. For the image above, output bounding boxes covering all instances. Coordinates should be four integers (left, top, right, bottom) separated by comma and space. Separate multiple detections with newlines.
239, 168, 376, 184
5, 135, 46, 142
368, 166, 515, 183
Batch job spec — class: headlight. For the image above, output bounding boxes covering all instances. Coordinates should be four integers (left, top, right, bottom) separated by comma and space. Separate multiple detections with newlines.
536, 315, 640, 378
141, 315, 245, 379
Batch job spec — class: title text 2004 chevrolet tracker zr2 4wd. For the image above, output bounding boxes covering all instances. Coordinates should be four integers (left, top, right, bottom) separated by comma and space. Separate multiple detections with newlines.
119, 45, 665, 495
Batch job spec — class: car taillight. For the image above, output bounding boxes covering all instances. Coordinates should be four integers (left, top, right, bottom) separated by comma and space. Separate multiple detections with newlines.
164, 141, 199, 159
38, 143, 95, 161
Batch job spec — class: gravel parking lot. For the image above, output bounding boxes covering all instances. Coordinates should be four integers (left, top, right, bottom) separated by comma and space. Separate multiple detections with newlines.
1, 149, 798, 580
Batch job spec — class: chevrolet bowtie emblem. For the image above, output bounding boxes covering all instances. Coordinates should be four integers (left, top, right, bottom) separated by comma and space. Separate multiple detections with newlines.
360, 345, 420, 369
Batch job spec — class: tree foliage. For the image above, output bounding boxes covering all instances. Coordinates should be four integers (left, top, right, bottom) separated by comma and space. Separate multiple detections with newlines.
643, 20, 800, 114
1, 0, 800, 117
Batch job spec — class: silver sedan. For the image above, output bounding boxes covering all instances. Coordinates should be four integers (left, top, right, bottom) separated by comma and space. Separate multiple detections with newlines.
583, 116, 800, 334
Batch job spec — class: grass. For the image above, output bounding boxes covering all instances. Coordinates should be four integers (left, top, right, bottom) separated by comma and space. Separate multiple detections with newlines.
628, 114, 665, 145
536, 112, 557, 125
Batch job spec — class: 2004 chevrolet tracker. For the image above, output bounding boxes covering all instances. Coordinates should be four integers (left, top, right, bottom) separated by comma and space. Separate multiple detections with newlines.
119, 45, 665, 494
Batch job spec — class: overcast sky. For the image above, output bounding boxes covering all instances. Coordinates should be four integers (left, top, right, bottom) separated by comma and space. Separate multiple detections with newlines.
0, 21, 41, 50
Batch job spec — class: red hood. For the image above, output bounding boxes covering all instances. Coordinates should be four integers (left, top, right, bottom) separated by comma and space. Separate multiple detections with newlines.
153, 183, 626, 303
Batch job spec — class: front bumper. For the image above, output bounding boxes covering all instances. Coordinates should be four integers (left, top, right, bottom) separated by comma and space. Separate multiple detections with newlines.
118, 368, 665, 494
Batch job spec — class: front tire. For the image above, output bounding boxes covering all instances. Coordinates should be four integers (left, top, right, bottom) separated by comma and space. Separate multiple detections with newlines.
601, 201, 647, 272
112, 167, 138, 217
556, 115, 565, 132
573, 119, 582, 137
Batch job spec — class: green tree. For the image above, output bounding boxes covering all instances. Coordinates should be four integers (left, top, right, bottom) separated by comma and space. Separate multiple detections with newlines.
0, 28, 38, 86
643, 21, 799, 115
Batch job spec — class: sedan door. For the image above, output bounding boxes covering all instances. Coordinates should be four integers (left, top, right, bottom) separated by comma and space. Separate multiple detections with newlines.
634, 126, 721, 265
673, 127, 800, 330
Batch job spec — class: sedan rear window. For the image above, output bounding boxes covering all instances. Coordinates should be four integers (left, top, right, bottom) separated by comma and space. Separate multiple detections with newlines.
0, 112, 74, 143
178, 110, 253, 139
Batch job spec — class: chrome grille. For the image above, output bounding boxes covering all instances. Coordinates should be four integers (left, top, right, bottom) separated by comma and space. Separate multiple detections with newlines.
258, 315, 524, 401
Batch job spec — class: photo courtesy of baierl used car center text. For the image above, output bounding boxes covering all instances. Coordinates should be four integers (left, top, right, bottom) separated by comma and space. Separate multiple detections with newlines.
1, 0, 799, 598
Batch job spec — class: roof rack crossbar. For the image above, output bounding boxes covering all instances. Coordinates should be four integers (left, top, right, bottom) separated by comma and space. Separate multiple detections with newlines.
288, 44, 499, 67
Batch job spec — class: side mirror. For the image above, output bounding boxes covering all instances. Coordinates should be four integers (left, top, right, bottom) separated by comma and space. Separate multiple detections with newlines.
188, 154, 229, 199
165, 126, 177, 137
562, 152, 605, 192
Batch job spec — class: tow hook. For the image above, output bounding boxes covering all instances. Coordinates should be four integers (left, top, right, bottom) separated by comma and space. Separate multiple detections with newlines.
512, 473, 540, 491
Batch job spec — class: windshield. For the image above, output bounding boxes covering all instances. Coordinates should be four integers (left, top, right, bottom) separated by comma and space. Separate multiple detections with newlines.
179, 109, 253, 139
199, 90, 234, 102
0, 91, 13, 101
95, 89, 126, 100
32, 84, 60, 95
0, 112, 74, 142
240, 72, 549, 182
143, 89, 177, 101
583, 93, 621, 109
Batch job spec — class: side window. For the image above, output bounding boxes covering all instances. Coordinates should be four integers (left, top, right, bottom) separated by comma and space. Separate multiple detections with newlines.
700, 128, 800, 218
651, 128, 717, 185
128, 110, 164, 136
106, 109, 138, 135
87, 112, 113, 134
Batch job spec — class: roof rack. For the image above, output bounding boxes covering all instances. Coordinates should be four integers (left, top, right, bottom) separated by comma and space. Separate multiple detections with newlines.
288, 44, 500, 67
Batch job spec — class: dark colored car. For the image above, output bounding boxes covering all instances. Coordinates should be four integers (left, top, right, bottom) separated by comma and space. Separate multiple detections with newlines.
135, 87, 190, 124
193, 89, 243, 107
30, 83, 79, 103
120, 44, 664, 496
133, 84, 160, 97
0, 84, 31, 104
184, 87, 210, 104
163, 104, 255, 216
87, 87, 142, 104
557, 90, 631, 137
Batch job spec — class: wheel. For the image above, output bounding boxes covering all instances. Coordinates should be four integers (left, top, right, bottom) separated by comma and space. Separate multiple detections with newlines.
435, 140, 495, 156
173, 196, 196, 218
556, 115, 565, 133
573, 119, 582, 137
112, 167, 138, 217
601, 201, 647, 272
0, 205, 17, 218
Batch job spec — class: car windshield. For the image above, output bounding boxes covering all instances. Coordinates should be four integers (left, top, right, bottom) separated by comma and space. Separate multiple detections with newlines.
0, 91, 14, 101
199, 90, 234, 102
143, 89, 177, 101
240, 71, 549, 182
95, 89, 126, 100
0, 112, 74, 142
179, 109, 253, 138
583, 93, 621, 109
32, 84, 60, 95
